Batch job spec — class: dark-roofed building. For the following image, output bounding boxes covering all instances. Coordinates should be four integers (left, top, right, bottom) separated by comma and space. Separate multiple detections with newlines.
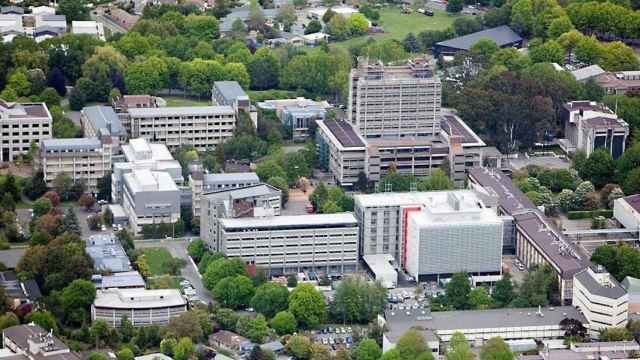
561, 101, 629, 159
316, 119, 368, 187
3, 324, 81, 360
468, 167, 588, 303
107, 8, 140, 30
0, 271, 41, 315
614, 194, 640, 232
209, 330, 253, 354
0, 99, 52, 162
433, 25, 523, 56
573, 265, 628, 335
92, 271, 146, 290
382, 306, 586, 355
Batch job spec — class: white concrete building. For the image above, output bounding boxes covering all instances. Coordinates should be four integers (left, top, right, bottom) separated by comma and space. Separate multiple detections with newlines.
404, 192, 504, 281
200, 183, 282, 249
128, 106, 236, 152
189, 171, 260, 216
363, 254, 397, 289
218, 213, 358, 275
315, 120, 368, 187
0, 14, 23, 42
92, 288, 187, 327
354, 190, 500, 272
3, 324, 80, 360
614, 194, 640, 231
122, 169, 181, 235
573, 266, 629, 335
81, 105, 125, 153
112, 138, 183, 203
381, 306, 587, 356
0, 99, 52, 162
71, 20, 105, 40
41, 136, 112, 192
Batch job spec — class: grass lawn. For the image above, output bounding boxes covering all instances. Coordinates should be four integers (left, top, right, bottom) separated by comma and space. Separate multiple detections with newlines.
163, 96, 211, 107
148, 274, 181, 289
332, 7, 466, 50
142, 247, 176, 276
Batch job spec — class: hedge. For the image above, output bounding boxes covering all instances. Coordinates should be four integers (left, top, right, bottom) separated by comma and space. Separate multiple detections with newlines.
567, 210, 614, 220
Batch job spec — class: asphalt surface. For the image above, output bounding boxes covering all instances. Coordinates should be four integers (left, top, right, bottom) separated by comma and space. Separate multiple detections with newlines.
135, 238, 214, 304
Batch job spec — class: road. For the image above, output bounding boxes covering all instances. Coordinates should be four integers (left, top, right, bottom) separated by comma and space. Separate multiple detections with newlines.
135, 238, 214, 304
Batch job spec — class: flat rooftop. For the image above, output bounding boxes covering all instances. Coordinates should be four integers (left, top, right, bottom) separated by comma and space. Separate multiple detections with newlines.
94, 288, 186, 309
620, 194, 640, 213
204, 183, 281, 200
468, 167, 535, 215
354, 189, 484, 209
319, 120, 366, 148
384, 306, 586, 343
214, 81, 248, 101
203, 172, 259, 184
220, 213, 358, 230
128, 105, 234, 117
0, 100, 50, 119
82, 105, 122, 136
436, 25, 522, 51
440, 113, 485, 147
574, 268, 627, 299
42, 137, 102, 152
94, 271, 145, 289
124, 169, 178, 193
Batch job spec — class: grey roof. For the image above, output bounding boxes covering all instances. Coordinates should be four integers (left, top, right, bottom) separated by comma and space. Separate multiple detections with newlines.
468, 167, 535, 214
204, 183, 281, 200
620, 194, 640, 213
220, 5, 278, 31
0, 6, 23, 14
220, 213, 358, 230
39, 14, 66, 21
42, 137, 102, 152
575, 268, 627, 299
128, 106, 234, 117
384, 306, 586, 343
622, 276, 640, 293
34, 25, 66, 34
94, 271, 145, 289
436, 25, 522, 51
571, 65, 606, 81
85, 234, 132, 273
204, 172, 259, 185
0, 249, 26, 269
83, 105, 122, 136
260, 341, 284, 352
213, 81, 248, 102
322, 120, 366, 148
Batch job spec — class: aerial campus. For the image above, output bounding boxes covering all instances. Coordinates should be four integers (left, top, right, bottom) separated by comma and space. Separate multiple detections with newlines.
3, 0, 640, 358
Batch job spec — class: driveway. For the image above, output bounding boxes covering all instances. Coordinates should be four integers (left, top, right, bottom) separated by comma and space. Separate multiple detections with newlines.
135, 238, 214, 304
281, 188, 313, 215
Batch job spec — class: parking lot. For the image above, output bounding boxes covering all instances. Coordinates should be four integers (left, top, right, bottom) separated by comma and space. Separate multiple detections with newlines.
312, 326, 355, 352
503, 255, 528, 284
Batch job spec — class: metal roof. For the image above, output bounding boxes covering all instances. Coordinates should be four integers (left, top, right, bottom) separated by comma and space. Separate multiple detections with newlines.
94, 288, 186, 309
0, 249, 26, 269
575, 268, 627, 299
95, 271, 145, 289
42, 137, 102, 152
204, 183, 281, 200
436, 25, 522, 51
128, 105, 234, 117
571, 65, 606, 81
321, 120, 366, 148
203, 172, 259, 185
213, 81, 248, 102
83, 105, 122, 136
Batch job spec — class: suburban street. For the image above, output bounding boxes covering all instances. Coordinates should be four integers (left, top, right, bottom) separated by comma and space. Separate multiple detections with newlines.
135, 238, 214, 304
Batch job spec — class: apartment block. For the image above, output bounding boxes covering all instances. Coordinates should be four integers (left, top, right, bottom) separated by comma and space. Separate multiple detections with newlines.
573, 266, 629, 335
112, 95, 165, 135
128, 106, 235, 152
316, 120, 369, 186
122, 169, 181, 235
200, 183, 282, 250
81, 105, 125, 153
348, 57, 441, 139
189, 171, 260, 216
41, 136, 112, 192
561, 101, 629, 159
0, 99, 52, 162
92, 288, 187, 327
211, 81, 251, 114
218, 213, 358, 275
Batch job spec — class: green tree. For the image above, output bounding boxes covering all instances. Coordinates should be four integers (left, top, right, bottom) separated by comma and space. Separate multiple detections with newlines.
480, 337, 513, 360
245, 314, 270, 343
24, 311, 58, 334
250, 282, 290, 318
187, 239, 206, 262
124, 56, 169, 95
215, 308, 239, 330
305, 19, 323, 34
90, 320, 110, 347
417, 169, 453, 191
600, 327, 633, 341
166, 311, 204, 341
510, 0, 533, 36
174, 337, 194, 360
352, 339, 381, 360
116, 348, 134, 360
469, 39, 500, 67
446, 272, 471, 310
580, 148, 615, 188
331, 276, 387, 324
184, 15, 220, 41
467, 287, 491, 310
58, 0, 89, 21
33, 197, 52, 218
491, 273, 515, 307
446, 0, 464, 13
271, 310, 297, 335
288, 283, 325, 328
161, 338, 177, 356
213, 275, 255, 309
396, 329, 430, 360
285, 335, 312, 360
446, 332, 474, 360
529, 39, 564, 64
547, 16, 574, 38
61, 279, 96, 325
247, 48, 280, 90
327, 14, 349, 40
287, 273, 298, 288
40, 87, 62, 108
203, 257, 247, 290
347, 13, 369, 36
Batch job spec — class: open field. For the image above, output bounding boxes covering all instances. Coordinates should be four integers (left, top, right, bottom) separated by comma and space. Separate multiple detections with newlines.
332, 7, 466, 50
163, 96, 211, 107
142, 247, 176, 276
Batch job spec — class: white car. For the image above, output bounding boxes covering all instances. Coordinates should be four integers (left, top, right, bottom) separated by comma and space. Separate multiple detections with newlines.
101, 225, 106, 231
180, 280, 192, 288
183, 288, 197, 296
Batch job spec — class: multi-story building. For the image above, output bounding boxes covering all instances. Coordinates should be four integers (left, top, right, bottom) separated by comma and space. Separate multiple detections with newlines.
189, 172, 260, 216
258, 98, 332, 141
71, 20, 105, 40
348, 57, 441, 139
573, 265, 629, 335
31, 14, 66, 42
81, 105, 125, 153
354, 190, 502, 274
211, 81, 251, 114
0, 14, 23, 43
122, 169, 181, 235
0, 99, 52, 162
112, 95, 165, 136
3, 324, 81, 360
468, 167, 588, 303
92, 288, 187, 327
596, 70, 640, 95
128, 106, 235, 152
218, 213, 358, 275
40, 136, 112, 192
561, 101, 629, 159
200, 183, 282, 249
316, 120, 369, 186
111, 138, 183, 203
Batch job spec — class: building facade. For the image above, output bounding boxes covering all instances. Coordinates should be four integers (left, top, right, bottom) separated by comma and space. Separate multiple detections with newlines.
0, 99, 52, 162
562, 101, 629, 159
92, 288, 187, 327
3, 324, 81, 360
258, 98, 332, 141
81, 105, 125, 154
218, 213, 359, 275
573, 266, 629, 335
189, 172, 260, 216
122, 169, 181, 235
40, 136, 112, 192
348, 57, 441, 139
128, 106, 235, 152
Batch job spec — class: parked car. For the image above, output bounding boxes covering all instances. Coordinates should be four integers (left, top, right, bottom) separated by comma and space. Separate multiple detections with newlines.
425, 9, 434, 16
